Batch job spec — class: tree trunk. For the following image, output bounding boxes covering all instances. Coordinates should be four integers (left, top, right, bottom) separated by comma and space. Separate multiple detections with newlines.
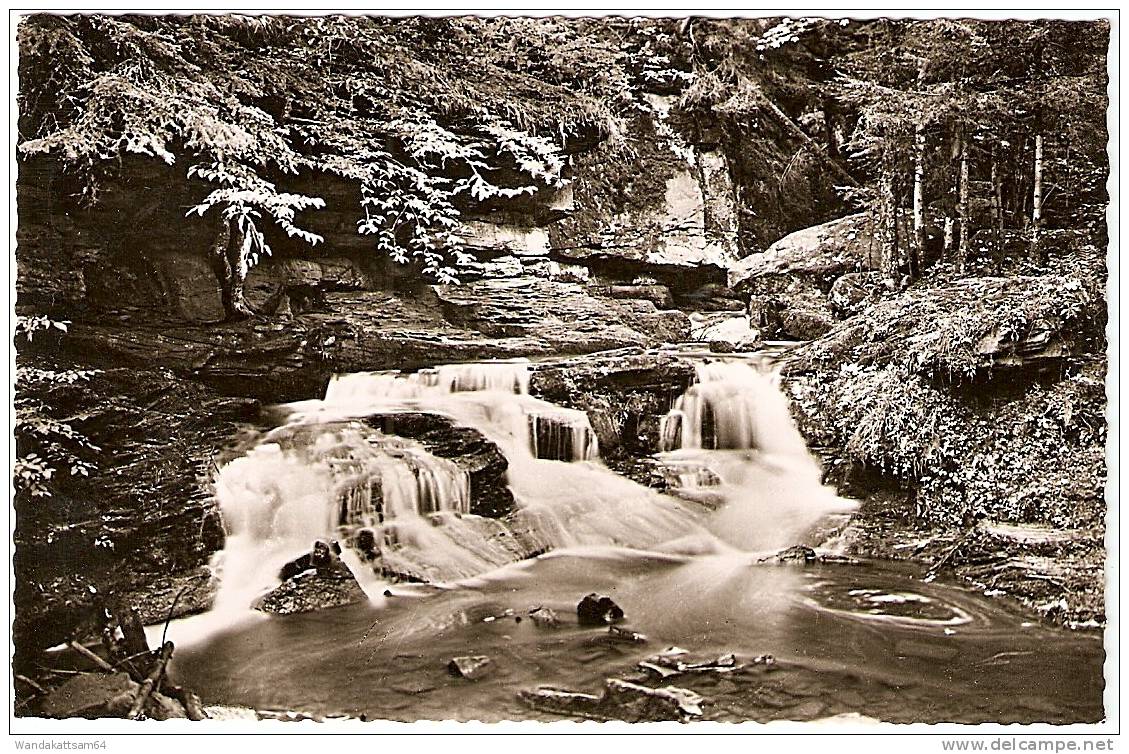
943, 126, 958, 259
880, 149, 899, 285
990, 142, 1003, 270
755, 83, 859, 188
957, 126, 970, 272
912, 125, 926, 279
1031, 130, 1044, 263
209, 213, 255, 320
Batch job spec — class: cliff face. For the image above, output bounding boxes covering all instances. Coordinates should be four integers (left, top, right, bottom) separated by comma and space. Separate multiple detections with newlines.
16, 93, 837, 336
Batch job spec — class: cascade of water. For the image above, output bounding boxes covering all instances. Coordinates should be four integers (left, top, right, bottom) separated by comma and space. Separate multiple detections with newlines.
209, 421, 475, 615
657, 356, 856, 551
659, 359, 792, 451
205, 355, 854, 626
528, 410, 599, 462
318, 361, 596, 463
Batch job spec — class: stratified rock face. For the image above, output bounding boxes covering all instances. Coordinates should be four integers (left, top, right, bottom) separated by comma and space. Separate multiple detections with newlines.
459, 221, 551, 258
548, 108, 740, 290
13, 366, 258, 660
58, 281, 690, 402
435, 277, 690, 352
529, 348, 695, 478
729, 212, 879, 293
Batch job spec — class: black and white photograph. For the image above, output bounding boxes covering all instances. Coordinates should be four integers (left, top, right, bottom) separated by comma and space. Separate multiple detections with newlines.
8, 8, 1117, 740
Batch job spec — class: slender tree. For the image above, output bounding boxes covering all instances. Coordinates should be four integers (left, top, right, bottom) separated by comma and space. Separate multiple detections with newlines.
912, 123, 927, 277
957, 125, 970, 271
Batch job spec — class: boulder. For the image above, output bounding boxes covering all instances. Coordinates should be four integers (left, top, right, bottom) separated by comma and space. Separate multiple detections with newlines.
758, 545, 818, 564
254, 543, 365, 615
528, 606, 561, 629
778, 305, 837, 341
577, 593, 625, 626
364, 412, 514, 518
690, 312, 762, 352
528, 349, 695, 479
829, 271, 885, 316
40, 672, 138, 719
729, 213, 880, 293
447, 655, 494, 680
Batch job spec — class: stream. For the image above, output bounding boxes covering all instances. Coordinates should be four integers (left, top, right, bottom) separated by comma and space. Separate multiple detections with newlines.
156, 352, 1105, 723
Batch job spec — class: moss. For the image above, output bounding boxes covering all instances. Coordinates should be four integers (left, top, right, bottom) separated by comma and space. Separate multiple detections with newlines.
784, 240, 1107, 531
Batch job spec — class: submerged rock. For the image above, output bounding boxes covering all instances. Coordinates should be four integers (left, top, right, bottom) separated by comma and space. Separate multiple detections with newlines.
602, 679, 704, 721
638, 647, 742, 679
447, 655, 494, 680
606, 625, 648, 643
758, 545, 818, 564
577, 593, 625, 626
528, 606, 561, 629
519, 678, 704, 722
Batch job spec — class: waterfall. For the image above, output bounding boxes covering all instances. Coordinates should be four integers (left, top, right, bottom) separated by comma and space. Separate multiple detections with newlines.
208, 360, 690, 616
204, 355, 854, 623
210, 422, 474, 613
659, 358, 797, 452
528, 409, 599, 462
657, 356, 856, 551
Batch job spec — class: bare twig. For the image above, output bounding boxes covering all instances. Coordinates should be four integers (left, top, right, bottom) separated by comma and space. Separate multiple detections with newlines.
15, 674, 48, 696
67, 641, 114, 673
162, 574, 209, 647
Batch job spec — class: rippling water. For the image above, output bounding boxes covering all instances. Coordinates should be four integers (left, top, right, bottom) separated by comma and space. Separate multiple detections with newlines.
167, 547, 1104, 723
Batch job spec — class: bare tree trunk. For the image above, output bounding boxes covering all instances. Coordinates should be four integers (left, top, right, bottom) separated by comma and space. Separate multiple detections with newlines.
880, 149, 898, 286
754, 83, 859, 188
957, 126, 970, 272
990, 142, 1003, 271
943, 126, 958, 260
1031, 130, 1044, 263
912, 125, 926, 279
209, 214, 255, 320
